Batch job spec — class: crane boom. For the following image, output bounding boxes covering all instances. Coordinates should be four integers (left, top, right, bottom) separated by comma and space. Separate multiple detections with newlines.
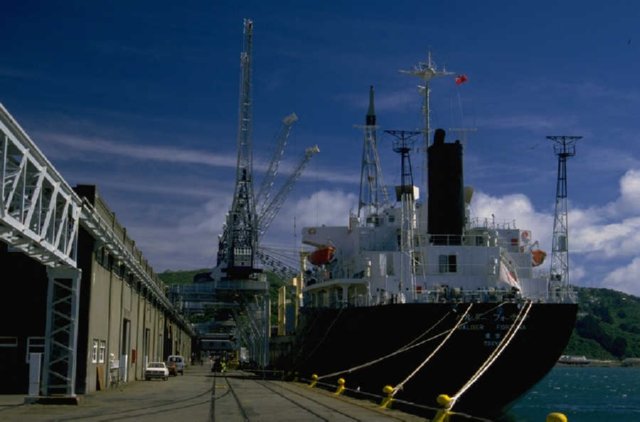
255, 113, 298, 217
258, 145, 319, 238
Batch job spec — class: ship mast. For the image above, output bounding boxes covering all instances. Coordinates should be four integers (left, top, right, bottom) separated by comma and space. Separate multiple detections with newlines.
357, 85, 389, 223
548, 135, 580, 302
400, 51, 453, 148
385, 129, 421, 301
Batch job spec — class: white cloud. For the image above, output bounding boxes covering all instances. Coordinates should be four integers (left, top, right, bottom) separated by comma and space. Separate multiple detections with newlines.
469, 169, 640, 297
470, 191, 554, 251
127, 193, 232, 272
264, 189, 358, 243
602, 257, 640, 296
38, 131, 238, 168
613, 169, 640, 214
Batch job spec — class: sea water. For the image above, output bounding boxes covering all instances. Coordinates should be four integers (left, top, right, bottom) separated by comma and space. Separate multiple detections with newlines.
506, 366, 640, 421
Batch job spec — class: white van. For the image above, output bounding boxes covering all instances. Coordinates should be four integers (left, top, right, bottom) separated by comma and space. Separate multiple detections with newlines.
167, 355, 186, 375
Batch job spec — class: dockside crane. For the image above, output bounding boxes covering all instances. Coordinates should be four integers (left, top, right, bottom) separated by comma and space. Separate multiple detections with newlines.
257, 145, 319, 239
255, 113, 298, 218
204, 18, 317, 367
215, 18, 259, 281
214, 21, 316, 280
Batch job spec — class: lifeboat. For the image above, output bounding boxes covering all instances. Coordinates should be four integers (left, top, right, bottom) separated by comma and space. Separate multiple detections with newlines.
532, 249, 547, 267
307, 246, 335, 266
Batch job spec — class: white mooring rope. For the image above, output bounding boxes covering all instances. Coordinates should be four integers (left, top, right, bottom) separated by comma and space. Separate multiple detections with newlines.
449, 300, 533, 410
391, 303, 474, 397
316, 309, 455, 380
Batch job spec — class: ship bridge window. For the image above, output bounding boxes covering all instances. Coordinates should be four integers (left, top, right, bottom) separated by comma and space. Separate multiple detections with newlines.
438, 254, 457, 273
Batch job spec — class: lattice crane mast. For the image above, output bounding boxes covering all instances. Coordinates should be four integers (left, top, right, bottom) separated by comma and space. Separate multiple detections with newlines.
216, 18, 259, 280
214, 19, 317, 281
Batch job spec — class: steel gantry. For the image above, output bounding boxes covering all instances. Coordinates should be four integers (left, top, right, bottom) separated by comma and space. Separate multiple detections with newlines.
0, 104, 80, 268
0, 103, 82, 398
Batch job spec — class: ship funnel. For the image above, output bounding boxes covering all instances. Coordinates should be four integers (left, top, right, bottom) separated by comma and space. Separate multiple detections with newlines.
428, 128, 464, 244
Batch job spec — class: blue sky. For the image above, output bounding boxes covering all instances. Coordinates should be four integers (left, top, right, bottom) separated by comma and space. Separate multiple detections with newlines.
2, 1, 640, 296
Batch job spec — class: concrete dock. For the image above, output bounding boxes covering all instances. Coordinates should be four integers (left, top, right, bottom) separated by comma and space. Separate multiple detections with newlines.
0, 363, 426, 421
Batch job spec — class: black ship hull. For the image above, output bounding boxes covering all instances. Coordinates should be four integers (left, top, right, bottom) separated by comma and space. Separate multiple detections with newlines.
273, 301, 577, 419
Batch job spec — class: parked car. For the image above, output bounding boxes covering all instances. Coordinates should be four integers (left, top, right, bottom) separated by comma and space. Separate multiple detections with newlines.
167, 355, 185, 375
145, 362, 169, 381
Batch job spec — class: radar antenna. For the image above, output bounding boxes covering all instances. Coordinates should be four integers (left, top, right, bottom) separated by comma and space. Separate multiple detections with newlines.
400, 51, 454, 147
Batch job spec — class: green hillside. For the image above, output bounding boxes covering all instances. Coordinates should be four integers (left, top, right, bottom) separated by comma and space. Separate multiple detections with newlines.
159, 270, 640, 359
158, 269, 206, 285
564, 287, 640, 359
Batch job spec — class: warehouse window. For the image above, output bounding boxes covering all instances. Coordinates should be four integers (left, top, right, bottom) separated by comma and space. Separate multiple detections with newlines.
0, 337, 17, 348
99, 341, 106, 363
92, 339, 98, 363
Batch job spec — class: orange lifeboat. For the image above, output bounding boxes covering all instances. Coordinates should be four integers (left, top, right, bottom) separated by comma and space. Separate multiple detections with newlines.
532, 249, 547, 267
307, 246, 335, 266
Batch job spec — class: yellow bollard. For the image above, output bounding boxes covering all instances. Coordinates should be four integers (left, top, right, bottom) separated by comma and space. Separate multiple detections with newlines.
379, 385, 395, 409
431, 394, 453, 422
546, 413, 568, 422
334, 378, 346, 395
308, 373, 318, 388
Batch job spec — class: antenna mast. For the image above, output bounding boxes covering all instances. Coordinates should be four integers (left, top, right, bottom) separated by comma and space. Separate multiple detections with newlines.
400, 52, 454, 148
547, 135, 580, 301
401, 52, 454, 189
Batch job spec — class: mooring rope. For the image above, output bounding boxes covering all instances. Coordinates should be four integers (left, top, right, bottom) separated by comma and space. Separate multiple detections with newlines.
316, 309, 453, 380
314, 302, 508, 381
301, 306, 346, 363
449, 300, 533, 410
390, 303, 474, 397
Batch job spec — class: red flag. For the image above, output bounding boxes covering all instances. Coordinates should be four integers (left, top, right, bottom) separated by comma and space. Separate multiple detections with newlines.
455, 74, 468, 85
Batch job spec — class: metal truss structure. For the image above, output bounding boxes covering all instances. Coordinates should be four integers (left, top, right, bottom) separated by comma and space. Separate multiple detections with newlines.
0, 103, 191, 398
0, 104, 80, 268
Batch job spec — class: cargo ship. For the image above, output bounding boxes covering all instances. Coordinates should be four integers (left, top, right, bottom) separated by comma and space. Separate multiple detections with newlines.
272, 55, 578, 420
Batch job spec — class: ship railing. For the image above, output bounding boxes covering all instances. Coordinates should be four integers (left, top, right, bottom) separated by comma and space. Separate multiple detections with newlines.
422, 232, 528, 252
422, 233, 488, 246
412, 287, 521, 304
467, 216, 519, 231
547, 285, 577, 304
